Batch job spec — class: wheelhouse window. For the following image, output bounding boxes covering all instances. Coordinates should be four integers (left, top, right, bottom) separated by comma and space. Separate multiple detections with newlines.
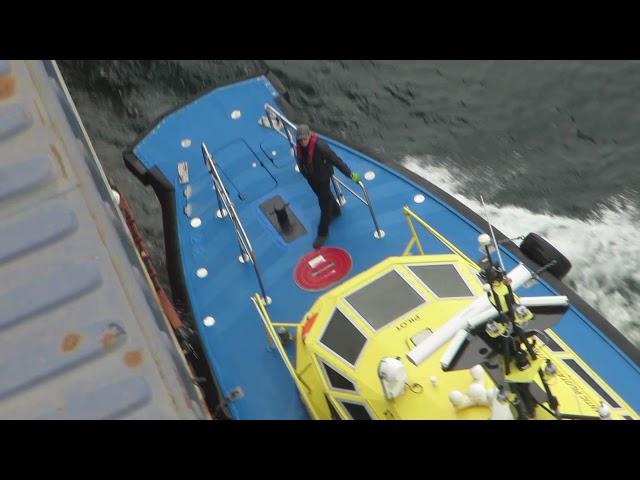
319, 308, 367, 366
339, 400, 374, 420
408, 264, 473, 298
345, 270, 426, 330
325, 395, 342, 420
319, 359, 357, 393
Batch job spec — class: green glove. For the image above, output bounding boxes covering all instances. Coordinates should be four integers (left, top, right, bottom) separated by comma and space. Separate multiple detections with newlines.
350, 171, 361, 183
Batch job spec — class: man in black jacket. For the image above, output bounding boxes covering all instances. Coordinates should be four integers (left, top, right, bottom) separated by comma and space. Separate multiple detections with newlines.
295, 124, 361, 248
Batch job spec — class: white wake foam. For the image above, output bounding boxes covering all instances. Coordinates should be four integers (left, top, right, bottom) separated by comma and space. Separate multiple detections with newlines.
402, 156, 640, 346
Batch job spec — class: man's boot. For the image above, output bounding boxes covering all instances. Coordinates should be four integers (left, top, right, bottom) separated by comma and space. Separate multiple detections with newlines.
313, 235, 327, 249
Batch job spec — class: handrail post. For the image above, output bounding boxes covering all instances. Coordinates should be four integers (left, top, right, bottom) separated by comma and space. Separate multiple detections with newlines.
205, 155, 226, 218
403, 208, 424, 255
266, 108, 275, 131
330, 175, 384, 239
249, 251, 270, 304
214, 178, 248, 259
403, 206, 479, 271
264, 104, 298, 144
331, 176, 346, 206
212, 183, 227, 219
251, 296, 275, 350
237, 239, 251, 264
284, 124, 295, 150
359, 181, 384, 239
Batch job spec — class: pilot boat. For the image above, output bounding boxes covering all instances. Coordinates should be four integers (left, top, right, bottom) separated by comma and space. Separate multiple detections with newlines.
124, 72, 640, 420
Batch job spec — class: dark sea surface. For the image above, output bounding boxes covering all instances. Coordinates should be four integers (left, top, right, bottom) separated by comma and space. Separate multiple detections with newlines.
57, 60, 640, 345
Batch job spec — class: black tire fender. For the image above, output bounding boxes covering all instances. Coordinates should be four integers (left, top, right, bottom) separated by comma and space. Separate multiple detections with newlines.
519, 233, 572, 280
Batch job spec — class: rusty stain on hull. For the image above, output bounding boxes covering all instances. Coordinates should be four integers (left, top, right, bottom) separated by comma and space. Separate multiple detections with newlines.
124, 350, 143, 368
61, 333, 82, 352
0, 74, 16, 99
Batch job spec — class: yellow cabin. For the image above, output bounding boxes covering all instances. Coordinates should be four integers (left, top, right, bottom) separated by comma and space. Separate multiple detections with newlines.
252, 208, 638, 420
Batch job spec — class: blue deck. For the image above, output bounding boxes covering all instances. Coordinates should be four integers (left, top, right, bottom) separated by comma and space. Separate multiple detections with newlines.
133, 76, 640, 419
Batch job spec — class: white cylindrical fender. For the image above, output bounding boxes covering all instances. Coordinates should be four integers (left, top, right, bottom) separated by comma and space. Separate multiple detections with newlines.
409, 306, 499, 366
466, 307, 500, 329
506, 263, 536, 290
518, 296, 569, 307
440, 330, 469, 370
440, 307, 505, 369
407, 296, 488, 366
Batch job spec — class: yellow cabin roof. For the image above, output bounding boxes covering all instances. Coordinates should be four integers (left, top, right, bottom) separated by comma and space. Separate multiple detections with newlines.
293, 253, 637, 420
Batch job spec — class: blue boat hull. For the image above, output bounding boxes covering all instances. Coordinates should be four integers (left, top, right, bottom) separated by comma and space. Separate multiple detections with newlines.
126, 72, 640, 419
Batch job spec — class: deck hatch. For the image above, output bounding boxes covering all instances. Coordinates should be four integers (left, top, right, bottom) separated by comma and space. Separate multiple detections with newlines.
212, 139, 276, 202
260, 136, 294, 168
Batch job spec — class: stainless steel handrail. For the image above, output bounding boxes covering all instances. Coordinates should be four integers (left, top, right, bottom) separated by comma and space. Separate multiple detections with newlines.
331, 176, 383, 239
264, 103, 297, 149
201, 143, 270, 303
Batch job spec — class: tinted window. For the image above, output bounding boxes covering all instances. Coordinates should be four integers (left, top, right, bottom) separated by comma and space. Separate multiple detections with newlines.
562, 359, 620, 408
322, 361, 356, 392
346, 270, 425, 330
325, 395, 342, 420
320, 309, 367, 366
341, 400, 372, 420
409, 264, 473, 298
539, 335, 564, 352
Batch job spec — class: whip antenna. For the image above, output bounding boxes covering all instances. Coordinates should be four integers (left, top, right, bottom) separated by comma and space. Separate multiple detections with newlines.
480, 195, 505, 271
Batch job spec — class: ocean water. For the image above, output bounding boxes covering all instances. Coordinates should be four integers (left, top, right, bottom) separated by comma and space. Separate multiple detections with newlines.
57, 60, 640, 345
